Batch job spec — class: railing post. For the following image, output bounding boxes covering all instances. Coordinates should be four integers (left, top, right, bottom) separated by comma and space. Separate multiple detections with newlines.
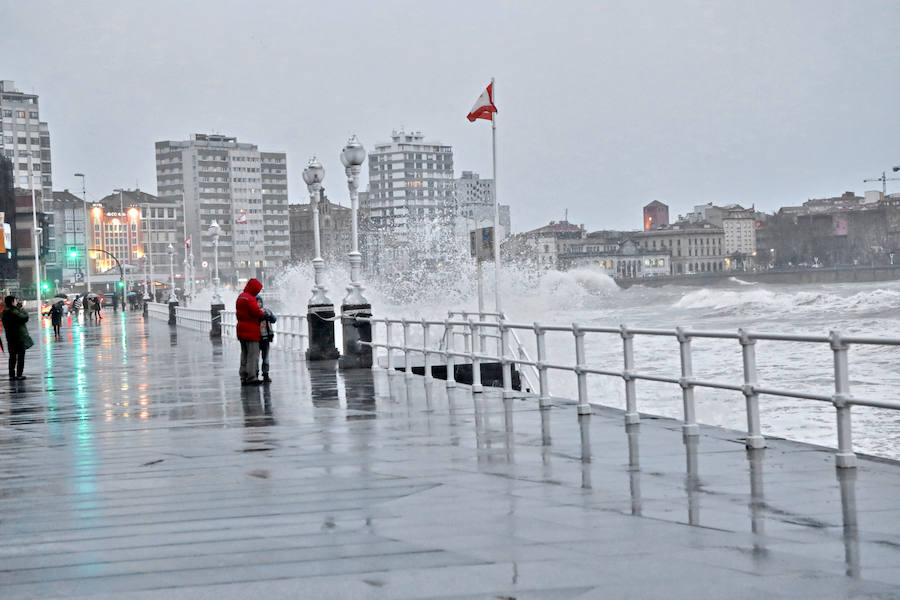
402, 319, 412, 378
470, 318, 483, 393
534, 323, 551, 409
385, 320, 394, 373
739, 328, 765, 449
500, 320, 514, 398
445, 319, 456, 388
422, 319, 432, 381
676, 327, 699, 436
573, 323, 590, 415
830, 330, 857, 468
461, 311, 472, 354
620, 325, 639, 425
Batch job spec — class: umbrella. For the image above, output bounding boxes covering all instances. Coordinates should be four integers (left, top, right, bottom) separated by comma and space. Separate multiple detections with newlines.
54, 293, 67, 299
126, 291, 138, 296
86, 292, 99, 299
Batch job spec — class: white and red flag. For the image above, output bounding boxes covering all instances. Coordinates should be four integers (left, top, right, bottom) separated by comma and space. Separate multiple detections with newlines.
184, 236, 191, 249
235, 210, 248, 224
467, 82, 497, 122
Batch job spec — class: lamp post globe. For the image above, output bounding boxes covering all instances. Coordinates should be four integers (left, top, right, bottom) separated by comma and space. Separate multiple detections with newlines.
302, 157, 324, 187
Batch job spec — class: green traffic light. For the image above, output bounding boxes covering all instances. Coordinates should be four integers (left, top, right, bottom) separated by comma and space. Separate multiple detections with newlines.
118, 281, 125, 288
40, 282, 49, 291
69, 248, 78, 259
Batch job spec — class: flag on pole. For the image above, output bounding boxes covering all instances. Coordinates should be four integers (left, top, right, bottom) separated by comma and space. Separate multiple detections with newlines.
235, 209, 248, 224
184, 236, 191, 249
467, 82, 497, 122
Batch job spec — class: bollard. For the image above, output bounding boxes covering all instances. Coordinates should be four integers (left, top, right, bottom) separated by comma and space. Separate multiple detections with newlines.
534, 323, 551, 409
445, 319, 456, 388
306, 304, 340, 361
168, 299, 178, 325
470, 319, 483, 393
210, 303, 224, 338
573, 323, 591, 415
830, 330, 857, 468
339, 303, 372, 369
738, 329, 765, 449
621, 325, 639, 425
676, 327, 699, 436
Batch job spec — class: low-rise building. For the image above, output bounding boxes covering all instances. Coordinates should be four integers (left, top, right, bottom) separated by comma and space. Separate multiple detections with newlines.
633, 222, 726, 275
561, 238, 671, 278
290, 190, 351, 263
504, 220, 585, 269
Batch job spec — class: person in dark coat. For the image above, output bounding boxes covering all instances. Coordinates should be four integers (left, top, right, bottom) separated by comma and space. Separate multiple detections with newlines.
235, 278, 265, 385
2, 295, 33, 380
256, 296, 277, 383
49, 301, 64, 338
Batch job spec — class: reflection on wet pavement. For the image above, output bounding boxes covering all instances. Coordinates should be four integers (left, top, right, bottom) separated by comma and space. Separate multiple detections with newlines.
0, 315, 898, 598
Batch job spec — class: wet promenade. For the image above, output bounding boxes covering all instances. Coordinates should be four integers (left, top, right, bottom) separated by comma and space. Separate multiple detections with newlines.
1, 313, 899, 598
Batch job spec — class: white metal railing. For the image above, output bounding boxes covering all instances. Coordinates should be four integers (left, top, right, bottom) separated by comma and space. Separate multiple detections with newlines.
147, 302, 169, 320
218, 309, 308, 353
444, 310, 538, 394
175, 305, 211, 332
359, 316, 900, 469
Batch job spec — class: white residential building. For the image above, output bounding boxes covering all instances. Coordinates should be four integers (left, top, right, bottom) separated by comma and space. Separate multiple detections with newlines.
154, 134, 289, 282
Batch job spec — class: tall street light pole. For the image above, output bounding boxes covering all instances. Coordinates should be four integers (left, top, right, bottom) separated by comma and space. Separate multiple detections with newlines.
73, 173, 92, 293
29, 156, 42, 312
302, 157, 338, 360
166, 242, 178, 325
114, 188, 129, 310
338, 135, 372, 369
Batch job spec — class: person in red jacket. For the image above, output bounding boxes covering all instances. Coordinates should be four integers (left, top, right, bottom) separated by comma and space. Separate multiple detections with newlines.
235, 278, 266, 385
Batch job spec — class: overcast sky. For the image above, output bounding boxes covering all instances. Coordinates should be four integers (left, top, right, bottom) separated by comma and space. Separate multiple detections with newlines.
3, 0, 898, 232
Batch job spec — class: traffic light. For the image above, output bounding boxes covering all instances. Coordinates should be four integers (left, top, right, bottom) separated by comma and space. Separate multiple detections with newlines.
118, 280, 125, 288
68, 247, 78, 260
40, 281, 49, 292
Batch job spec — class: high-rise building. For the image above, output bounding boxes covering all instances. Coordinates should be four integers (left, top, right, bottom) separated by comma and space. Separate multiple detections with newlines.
0, 80, 55, 274
452, 170, 510, 245
154, 134, 289, 283
363, 129, 455, 228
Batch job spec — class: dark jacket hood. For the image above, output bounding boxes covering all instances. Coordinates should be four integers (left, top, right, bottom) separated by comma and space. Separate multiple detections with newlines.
243, 278, 263, 296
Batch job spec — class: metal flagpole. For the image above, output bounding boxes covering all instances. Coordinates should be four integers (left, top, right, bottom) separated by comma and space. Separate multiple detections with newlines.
491, 77, 502, 315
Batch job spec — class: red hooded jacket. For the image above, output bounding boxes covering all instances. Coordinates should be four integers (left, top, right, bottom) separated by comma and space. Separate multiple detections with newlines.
235, 278, 265, 341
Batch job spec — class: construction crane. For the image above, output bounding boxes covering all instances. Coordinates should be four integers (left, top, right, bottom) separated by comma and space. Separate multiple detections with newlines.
864, 166, 900, 196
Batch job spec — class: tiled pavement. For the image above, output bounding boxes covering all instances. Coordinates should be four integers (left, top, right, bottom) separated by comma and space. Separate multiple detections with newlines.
1, 312, 899, 598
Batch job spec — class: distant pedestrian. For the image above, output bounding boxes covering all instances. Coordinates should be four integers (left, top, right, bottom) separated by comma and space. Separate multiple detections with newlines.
71, 295, 82, 317
1, 295, 33, 380
93, 296, 103, 320
235, 278, 265, 385
112, 292, 119, 312
257, 296, 277, 383
49, 301, 64, 338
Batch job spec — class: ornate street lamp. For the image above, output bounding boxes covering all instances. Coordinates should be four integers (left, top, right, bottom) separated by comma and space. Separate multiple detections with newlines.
166, 243, 178, 324
208, 220, 222, 305
338, 135, 373, 369
206, 219, 225, 337
302, 157, 339, 360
